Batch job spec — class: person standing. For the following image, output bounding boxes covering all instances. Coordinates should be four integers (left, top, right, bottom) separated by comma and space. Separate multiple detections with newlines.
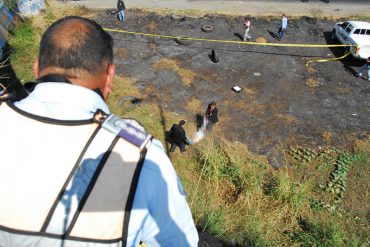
243, 17, 251, 42
0, 16, 198, 247
205, 101, 219, 130
277, 13, 288, 40
357, 56, 370, 81
117, 0, 126, 22
168, 120, 188, 153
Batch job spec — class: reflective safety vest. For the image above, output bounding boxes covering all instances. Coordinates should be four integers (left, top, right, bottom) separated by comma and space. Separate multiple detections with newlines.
0, 102, 152, 247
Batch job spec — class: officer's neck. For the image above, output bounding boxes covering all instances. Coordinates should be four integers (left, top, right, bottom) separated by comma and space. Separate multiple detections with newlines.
38, 67, 105, 93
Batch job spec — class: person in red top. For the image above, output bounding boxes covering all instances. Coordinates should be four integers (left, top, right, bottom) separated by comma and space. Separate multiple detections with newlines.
243, 17, 251, 41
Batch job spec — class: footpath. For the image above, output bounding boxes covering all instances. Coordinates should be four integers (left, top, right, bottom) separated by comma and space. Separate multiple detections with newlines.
69, 0, 370, 18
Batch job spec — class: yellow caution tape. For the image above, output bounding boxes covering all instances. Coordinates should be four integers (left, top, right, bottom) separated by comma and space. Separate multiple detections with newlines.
104, 28, 356, 66
104, 27, 355, 48
306, 51, 352, 66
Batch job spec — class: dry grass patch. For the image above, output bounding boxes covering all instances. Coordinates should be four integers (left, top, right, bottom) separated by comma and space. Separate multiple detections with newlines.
247, 103, 269, 116
199, 69, 222, 83
143, 84, 160, 96
31, 14, 48, 31
221, 98, 247, 111
114, 47, 128, 59
329, 86, 352, 95
186, 97, 203, 113
241, 87, 256, 102
152, 58, 197, 86
306, 78, 319, 89
353, 137, 370, 153
276, 113, 297, 125
255, 37, 267, 43
321, 131, 333, 144
147, 21, 158, 31
306, 65, 317, 74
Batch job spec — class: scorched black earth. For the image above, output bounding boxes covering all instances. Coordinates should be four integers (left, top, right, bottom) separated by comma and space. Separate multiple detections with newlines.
95, 11, 370, 167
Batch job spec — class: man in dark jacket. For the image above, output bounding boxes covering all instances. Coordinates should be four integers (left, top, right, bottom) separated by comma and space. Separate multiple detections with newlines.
168, 120, 188, 153
205, 101, 218, 130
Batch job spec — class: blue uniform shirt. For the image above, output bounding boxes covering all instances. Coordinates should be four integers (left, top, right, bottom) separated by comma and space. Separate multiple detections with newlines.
15, 82, 199, 247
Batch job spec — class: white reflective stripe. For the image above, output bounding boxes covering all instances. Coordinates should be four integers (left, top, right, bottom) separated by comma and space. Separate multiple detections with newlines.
45, 128, 117, 235
0, 104, 96, 231
0, 228, 123, 247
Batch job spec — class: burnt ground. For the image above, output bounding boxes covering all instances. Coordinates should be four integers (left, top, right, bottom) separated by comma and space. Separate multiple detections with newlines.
95, 11, 370, 167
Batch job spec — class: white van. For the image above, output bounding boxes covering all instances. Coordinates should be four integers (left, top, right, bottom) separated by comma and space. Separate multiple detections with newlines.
331, 21, 370, 60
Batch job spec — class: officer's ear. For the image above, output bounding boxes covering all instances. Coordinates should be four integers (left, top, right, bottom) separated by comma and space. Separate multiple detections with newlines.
33, 59, 40, 78
102, 63, 115, 100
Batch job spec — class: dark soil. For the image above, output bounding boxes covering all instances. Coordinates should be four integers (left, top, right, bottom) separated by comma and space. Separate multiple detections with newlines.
95, 10, 370, 167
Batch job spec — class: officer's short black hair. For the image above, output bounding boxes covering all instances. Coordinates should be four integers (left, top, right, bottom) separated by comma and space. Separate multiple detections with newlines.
179, 120, 186, 126
38, 16, 113, 74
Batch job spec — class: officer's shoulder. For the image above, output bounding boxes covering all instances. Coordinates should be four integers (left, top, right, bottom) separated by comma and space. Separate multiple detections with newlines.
101, 114, 152, 150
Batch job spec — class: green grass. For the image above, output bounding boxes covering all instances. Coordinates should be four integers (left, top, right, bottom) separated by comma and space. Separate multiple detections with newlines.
7, 20, 39, 82
289, 219, 346, 247
4, 0, 17, 12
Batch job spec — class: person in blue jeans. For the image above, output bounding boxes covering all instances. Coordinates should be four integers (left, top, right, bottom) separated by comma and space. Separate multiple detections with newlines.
277, 13, 288, 40
117, 0, 126, 22
357, 57, 370, 81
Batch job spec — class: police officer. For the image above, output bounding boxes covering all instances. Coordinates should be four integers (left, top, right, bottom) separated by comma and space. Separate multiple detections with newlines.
168, 120, 188, 153
0, 16, 198, 246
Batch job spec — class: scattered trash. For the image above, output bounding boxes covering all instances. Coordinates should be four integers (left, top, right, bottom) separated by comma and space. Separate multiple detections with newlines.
232, 86, 243, 93
253, 72, 261, 76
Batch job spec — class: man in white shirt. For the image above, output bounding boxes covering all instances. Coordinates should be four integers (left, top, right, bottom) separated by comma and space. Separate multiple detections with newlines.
243, 17, 251, 42
0, 16, 198, 247
277, 13, 288, 40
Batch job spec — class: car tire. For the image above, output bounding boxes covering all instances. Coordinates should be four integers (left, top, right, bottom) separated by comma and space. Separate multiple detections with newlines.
175, 37, 193, 45
201, 25, 214, 33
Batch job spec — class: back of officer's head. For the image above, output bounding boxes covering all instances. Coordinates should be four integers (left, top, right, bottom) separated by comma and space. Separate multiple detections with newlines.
36, 16, 115, 100
38, 16, 113, 75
